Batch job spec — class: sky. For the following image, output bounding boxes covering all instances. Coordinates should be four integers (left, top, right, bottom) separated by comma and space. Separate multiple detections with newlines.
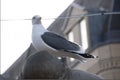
1, 0, 74, 74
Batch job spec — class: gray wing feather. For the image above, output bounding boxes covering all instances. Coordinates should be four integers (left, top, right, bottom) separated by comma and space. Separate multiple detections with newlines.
41, 32, 80, 51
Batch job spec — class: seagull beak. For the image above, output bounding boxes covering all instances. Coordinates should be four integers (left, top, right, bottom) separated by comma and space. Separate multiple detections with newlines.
39, 17, 42, 21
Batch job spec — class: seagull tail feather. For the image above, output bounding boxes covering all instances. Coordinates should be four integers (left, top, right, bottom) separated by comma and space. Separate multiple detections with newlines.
62, 49, 98, 59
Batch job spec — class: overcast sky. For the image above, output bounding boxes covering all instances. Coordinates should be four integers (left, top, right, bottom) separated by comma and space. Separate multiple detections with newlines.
1, 0, 74, 74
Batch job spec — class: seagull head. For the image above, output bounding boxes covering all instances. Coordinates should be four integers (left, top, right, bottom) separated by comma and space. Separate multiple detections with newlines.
32, 15, 42, 25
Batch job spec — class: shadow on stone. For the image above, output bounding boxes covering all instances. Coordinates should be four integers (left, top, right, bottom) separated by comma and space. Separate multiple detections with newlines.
20, 51, 67, 79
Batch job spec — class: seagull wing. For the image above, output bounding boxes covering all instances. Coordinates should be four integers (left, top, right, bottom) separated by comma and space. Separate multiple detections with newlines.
41, 32, 97, 61
41, 32, 82, 52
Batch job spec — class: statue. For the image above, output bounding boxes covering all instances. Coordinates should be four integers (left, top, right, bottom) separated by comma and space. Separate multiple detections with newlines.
1, 44, 103, 80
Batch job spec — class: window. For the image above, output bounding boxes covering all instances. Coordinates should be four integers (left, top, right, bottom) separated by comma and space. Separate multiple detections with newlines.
68, 31, 74, 42
80, 19, 88, 50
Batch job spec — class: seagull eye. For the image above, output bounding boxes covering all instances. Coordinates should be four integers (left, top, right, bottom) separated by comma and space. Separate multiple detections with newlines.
32, 17, 36, 19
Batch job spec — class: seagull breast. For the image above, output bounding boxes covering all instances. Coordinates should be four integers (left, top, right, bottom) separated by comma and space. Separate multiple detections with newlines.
32, 24, 57, 53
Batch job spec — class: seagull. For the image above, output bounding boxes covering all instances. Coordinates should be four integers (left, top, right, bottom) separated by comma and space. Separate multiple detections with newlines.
32, 15, 97, 62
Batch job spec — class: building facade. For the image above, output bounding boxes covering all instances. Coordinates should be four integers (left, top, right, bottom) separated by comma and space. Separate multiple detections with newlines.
48, 0, 120, 79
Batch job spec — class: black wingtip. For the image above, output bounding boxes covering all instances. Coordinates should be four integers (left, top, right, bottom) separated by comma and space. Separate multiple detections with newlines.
77, 53, 99, 59
62, 50, 99, 59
